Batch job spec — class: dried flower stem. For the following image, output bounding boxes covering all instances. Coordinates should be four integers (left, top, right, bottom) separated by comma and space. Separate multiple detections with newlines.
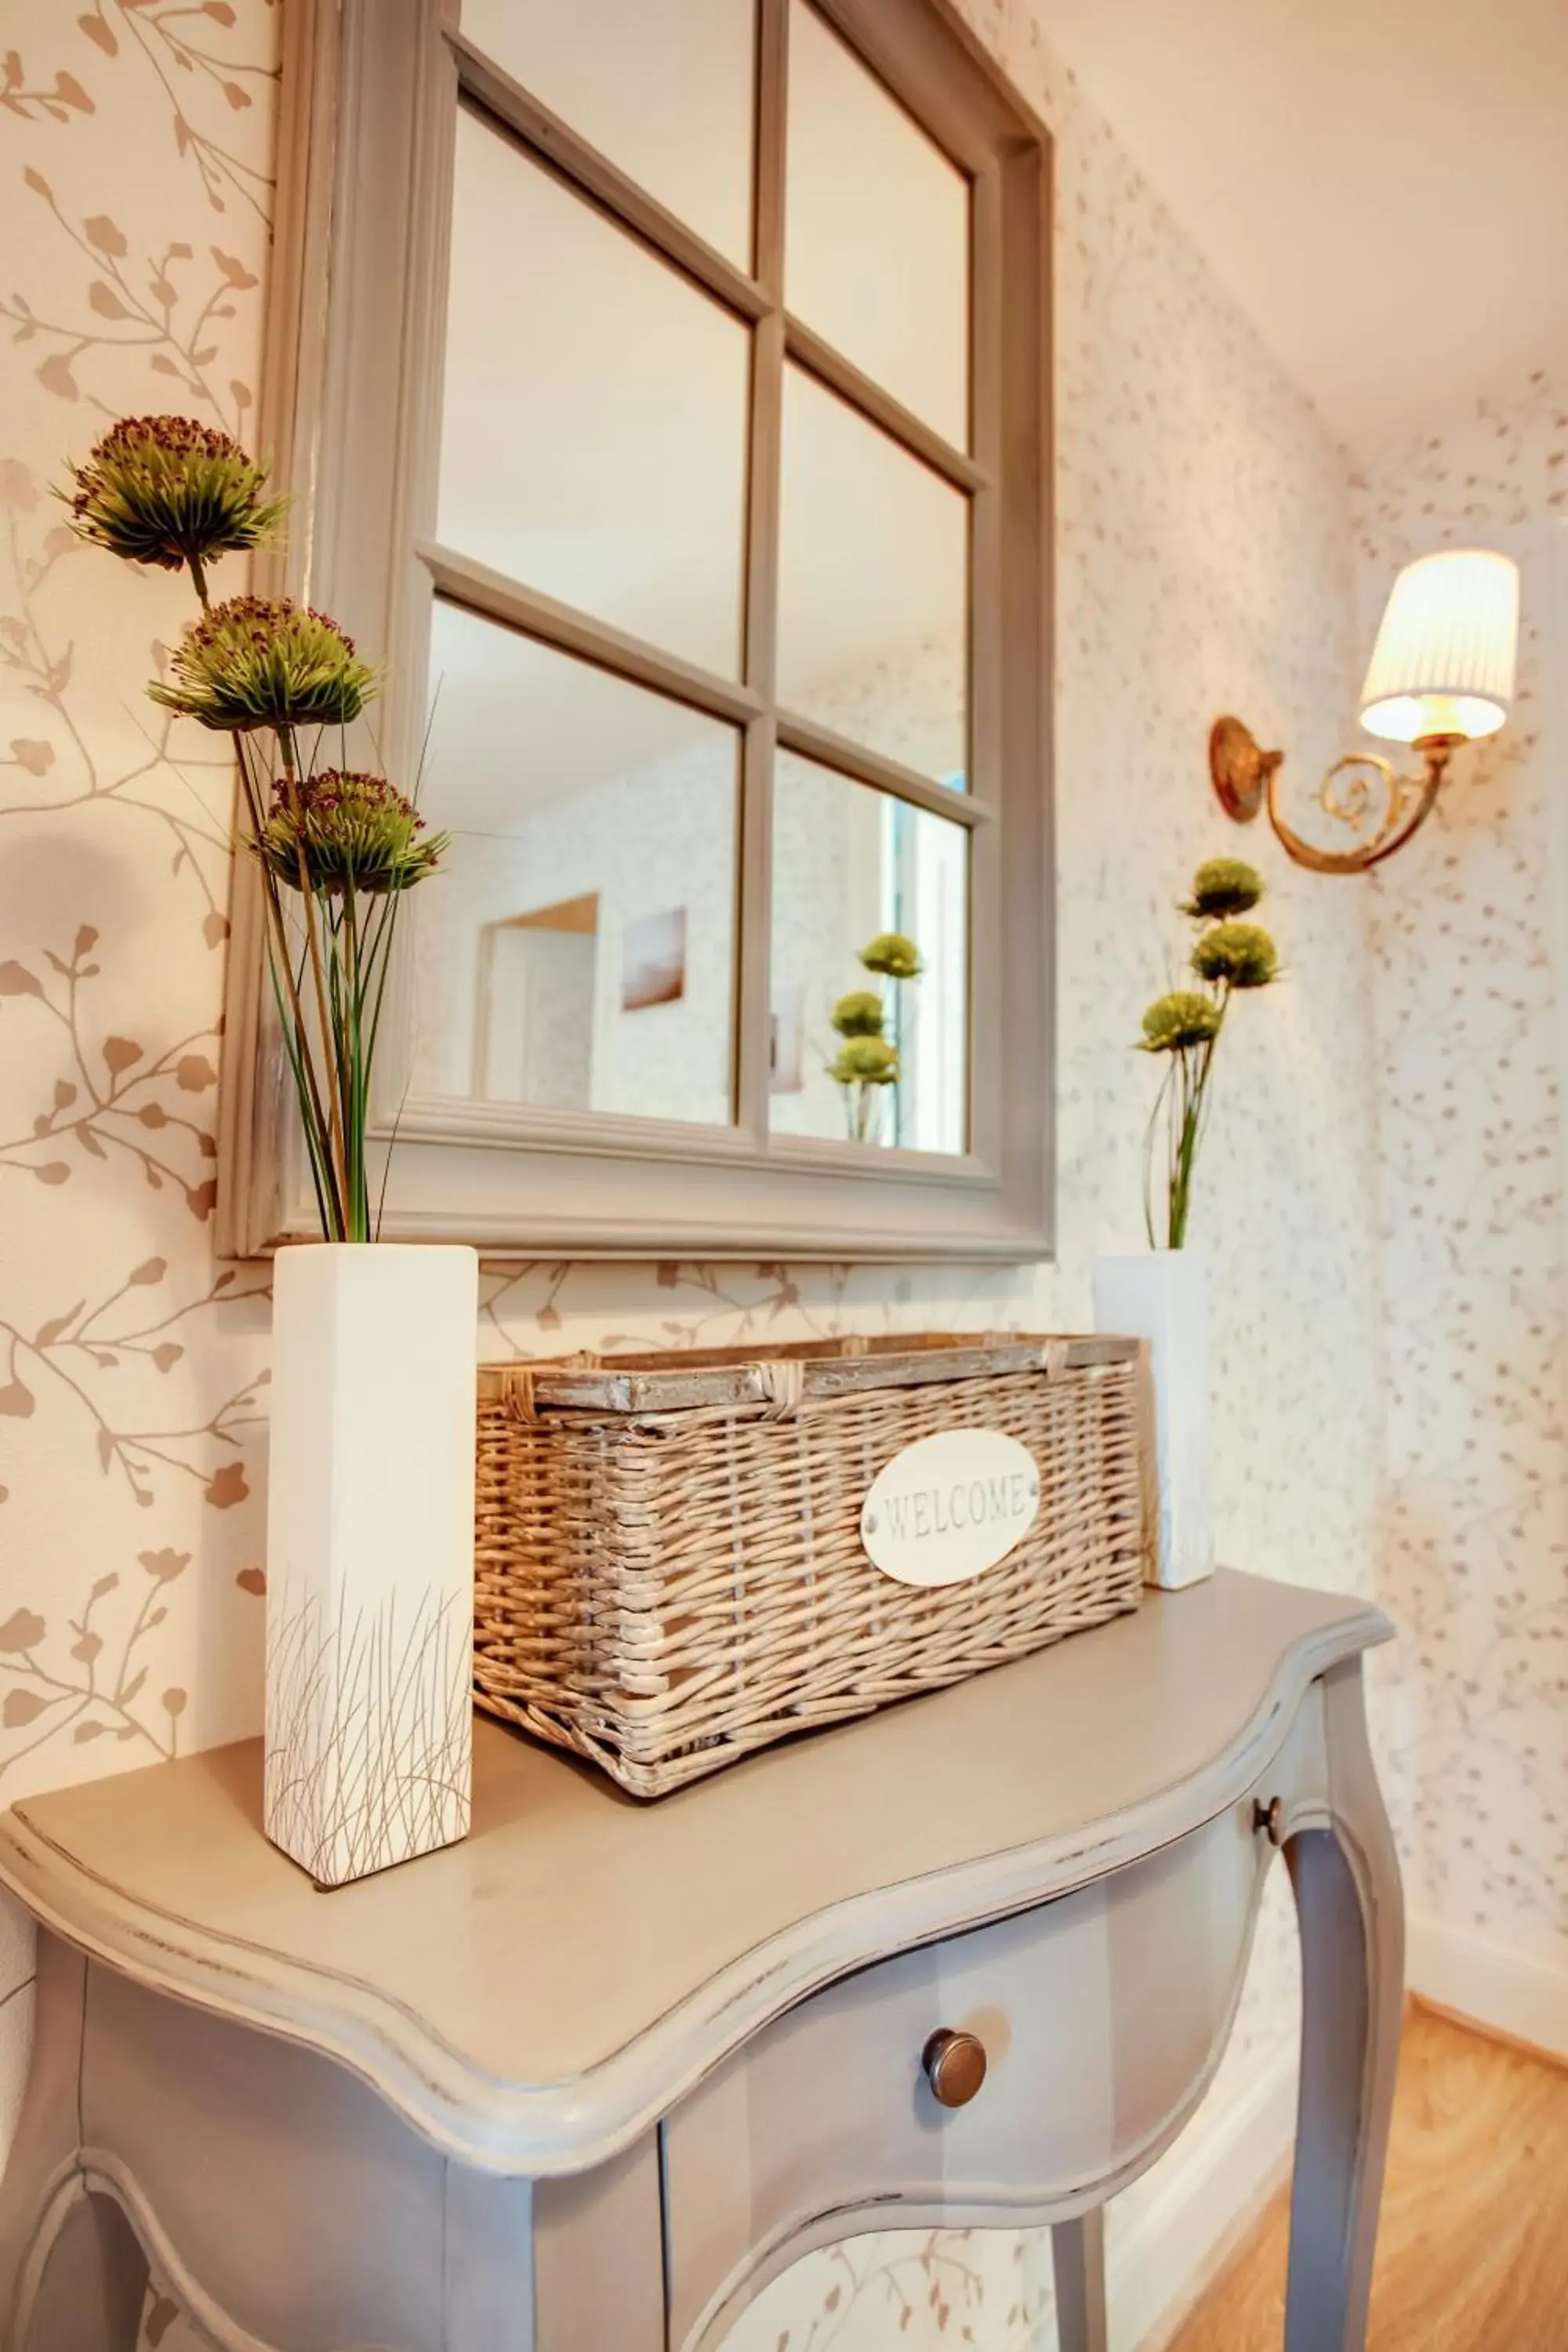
1139, 861, 1280, 1250
64, 416, 445, 1242
1142, 985, 1226, 1250
189, 551, 347, 1235
274, 718, 352, 1229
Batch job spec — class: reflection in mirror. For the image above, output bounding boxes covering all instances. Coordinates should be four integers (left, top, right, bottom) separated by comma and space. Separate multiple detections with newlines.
777, 366, 967, 782
439, 107, 750, 677
770, 753, 967, 1153
459, 0, 757, 267
786, 0, 970, 445
411, 601, 739, 1127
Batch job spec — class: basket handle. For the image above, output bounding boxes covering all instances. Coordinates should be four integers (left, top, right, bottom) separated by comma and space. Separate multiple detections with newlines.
1037, 1340, 1070, 1378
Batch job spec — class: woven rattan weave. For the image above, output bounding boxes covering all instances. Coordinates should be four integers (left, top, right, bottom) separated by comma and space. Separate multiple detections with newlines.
474, 1332, 1149, 1797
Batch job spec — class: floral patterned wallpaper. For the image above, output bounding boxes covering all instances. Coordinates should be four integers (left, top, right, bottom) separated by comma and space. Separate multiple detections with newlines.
0, 0, 278, 1791
0, 1, 1390, 2346
1353, 376, 1568, 1979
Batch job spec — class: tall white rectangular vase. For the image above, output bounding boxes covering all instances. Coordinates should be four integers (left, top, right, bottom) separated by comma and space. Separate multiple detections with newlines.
265, 1243, 477, 1888
1092, 1250, 1214, 1589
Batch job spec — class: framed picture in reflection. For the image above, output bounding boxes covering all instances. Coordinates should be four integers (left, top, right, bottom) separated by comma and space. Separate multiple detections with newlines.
621, 907, 688, 1012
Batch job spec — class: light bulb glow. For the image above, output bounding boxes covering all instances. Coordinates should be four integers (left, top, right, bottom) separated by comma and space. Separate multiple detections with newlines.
1359, 692, 1508, 747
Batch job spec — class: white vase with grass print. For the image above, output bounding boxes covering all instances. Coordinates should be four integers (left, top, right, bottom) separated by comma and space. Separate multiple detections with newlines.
266, 1243, 475, 1886
59, 412, 473, 1884
1094, 858, 1283, 1591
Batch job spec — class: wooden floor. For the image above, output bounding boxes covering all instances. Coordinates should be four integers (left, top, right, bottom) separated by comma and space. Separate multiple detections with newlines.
1163, 2005, 1568, 2350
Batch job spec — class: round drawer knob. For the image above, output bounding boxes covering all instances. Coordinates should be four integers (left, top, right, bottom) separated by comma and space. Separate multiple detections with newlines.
923, 2027, 988, 2108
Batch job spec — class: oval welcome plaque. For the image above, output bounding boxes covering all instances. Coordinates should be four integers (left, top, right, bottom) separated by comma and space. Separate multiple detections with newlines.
860, 1428, 1040, 1588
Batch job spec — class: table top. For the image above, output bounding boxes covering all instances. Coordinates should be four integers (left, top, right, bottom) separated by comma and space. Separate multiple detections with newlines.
0, 1569, 1387, 2172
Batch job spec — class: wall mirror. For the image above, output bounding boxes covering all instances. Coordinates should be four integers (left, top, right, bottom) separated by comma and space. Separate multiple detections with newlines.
220, 0, 1051, 1260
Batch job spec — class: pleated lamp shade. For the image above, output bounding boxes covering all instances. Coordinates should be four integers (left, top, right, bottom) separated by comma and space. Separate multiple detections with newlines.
1359, 549, 1519, 745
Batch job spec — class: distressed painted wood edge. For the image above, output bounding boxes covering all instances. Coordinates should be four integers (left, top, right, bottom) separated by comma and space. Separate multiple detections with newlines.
0, 1600, 1390, 2177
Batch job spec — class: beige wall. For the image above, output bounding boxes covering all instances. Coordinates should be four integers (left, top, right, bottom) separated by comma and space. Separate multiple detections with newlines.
1354, 376, 1568, 2034
0, 1, 1395, 2343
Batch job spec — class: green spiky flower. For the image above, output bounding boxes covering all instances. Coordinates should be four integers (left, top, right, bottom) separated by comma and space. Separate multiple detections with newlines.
858, 931, 923, 980
1140, 990, 1223, 1053
1191, 920, 1279, 990
149, 594, 378, 731
1181, 857, 1265, 920
255, 770, 447, 895
830, 1036, 899, 1086
58, 416, 287, 573
832, 989, 886, 1038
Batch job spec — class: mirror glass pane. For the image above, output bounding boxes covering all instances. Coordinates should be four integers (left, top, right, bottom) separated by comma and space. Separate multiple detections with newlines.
412, 601, 739, 1127
439, 108, 750, 677
769, 753, 967, 1152
785, 0, 969, 445
776, 365, 967, 782
460, 0, 756, 267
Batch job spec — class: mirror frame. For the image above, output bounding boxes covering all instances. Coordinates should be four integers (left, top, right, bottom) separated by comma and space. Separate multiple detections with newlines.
218, 0, 1054, 1262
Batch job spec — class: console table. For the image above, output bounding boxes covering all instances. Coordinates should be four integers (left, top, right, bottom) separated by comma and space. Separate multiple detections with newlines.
0, 1569, 1401, 2352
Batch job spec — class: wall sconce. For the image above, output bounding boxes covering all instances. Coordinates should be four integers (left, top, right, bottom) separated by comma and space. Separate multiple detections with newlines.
1210, 548, 1520, 874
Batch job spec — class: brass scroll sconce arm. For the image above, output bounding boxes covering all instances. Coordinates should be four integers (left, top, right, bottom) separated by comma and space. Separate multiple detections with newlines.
1209, 716, 1456, 876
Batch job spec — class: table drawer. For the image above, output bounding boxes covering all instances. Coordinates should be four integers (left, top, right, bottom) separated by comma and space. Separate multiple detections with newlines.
662, 1719, 1316, 2352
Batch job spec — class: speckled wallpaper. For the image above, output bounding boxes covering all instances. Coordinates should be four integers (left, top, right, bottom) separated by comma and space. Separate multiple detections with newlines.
1353, 376, 1568, 2000
0, 1, 1394, 2345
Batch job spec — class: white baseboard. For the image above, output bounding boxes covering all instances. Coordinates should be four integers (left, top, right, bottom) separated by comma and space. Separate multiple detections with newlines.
1407, 1914, 1568, 2062
1112, 2037, 1298, 2352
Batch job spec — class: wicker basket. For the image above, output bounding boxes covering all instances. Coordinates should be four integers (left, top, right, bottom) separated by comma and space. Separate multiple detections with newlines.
474, 1331, 1149, 1798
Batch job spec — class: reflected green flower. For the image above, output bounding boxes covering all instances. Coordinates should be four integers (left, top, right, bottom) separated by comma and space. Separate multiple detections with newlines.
858, 931, 922, 980
256, 770, 446, 895
832, 989, 886, 1037
1181, 856, 1264, 920
149, 594, 378, 731
59, 416, 287, 572
830, 1036, 899, 1085
1140, 990, 1222, 1053
1191, 920, 1279, 990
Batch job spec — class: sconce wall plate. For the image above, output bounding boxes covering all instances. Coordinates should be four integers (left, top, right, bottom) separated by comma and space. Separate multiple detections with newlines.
1209, 717, 1280, 826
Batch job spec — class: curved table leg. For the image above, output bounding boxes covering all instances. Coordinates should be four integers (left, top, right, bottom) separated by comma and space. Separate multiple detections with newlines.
1283, 1657, 1404, 2352
19, 2186, 148, 2352
0, 1933, 151, 2350
0, 1934, 149, 2352
1051, 2208, 1108, 2352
